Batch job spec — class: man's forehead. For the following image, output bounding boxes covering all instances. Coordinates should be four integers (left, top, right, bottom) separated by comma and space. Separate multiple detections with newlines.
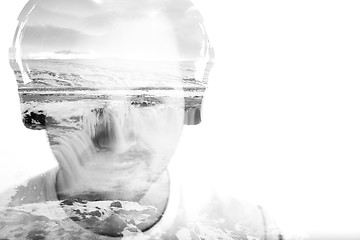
21, 0, 205, 59
22, 1, 185, 61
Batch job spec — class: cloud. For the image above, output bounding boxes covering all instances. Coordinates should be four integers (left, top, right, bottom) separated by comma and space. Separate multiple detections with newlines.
20, 0, 208, 60
39, 0, 101, 18
22, 25, 91, 48
91, 0, 103, 4
27, 6, 82, 30
36, 0, 163, 19
20, 25, 97, 58
82, 12, 120, 31
26, 4, 150, 35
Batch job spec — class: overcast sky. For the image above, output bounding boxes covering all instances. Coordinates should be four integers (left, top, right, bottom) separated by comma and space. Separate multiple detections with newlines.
19, 0, 208, 60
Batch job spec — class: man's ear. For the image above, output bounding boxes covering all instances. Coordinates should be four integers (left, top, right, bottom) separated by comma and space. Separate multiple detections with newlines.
22, 109, 47, 130
184, 98, 203, 125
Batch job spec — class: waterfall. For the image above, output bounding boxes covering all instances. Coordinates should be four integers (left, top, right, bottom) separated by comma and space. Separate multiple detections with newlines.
184, 106, 202, 125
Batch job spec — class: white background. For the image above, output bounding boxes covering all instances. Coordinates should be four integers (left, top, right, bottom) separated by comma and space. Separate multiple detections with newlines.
1, 1, 360, 239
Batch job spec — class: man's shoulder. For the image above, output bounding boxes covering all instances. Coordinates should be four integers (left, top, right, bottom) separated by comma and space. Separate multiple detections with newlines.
4, 169, 58, 207
164, 191, 283, 240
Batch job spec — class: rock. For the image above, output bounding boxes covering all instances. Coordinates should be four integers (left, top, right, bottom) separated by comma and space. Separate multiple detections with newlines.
60, 199, 74, 206
75, 198, 87, 204
69, 216, 80, 222
83, 217, 99, 227
93, 215, 127, 237
128, 219, 136, 226
140, 102, 148, 107
110, 201, 122, 209
26, 230, 47, 240
88, 210, 102, 218
127, 227, 139, 233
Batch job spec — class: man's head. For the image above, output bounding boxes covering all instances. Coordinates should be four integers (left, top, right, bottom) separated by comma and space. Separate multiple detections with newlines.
10, 0, 213, 212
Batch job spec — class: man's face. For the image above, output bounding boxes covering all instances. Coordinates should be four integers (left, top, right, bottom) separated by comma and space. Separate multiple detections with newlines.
14, 11, 185, 201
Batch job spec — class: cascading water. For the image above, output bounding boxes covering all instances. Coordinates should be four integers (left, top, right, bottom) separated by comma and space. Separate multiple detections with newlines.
51, 100, 184, 202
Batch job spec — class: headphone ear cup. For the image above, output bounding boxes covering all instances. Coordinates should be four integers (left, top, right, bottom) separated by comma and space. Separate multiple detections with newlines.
9, 59, 42, 130
9, 60, 24, 85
